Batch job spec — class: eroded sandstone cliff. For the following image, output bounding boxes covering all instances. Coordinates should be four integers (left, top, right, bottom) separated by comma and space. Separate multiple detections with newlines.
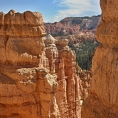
44, 16, 101, 36
82, 0, 118, 118
0, 10, 92, 118
0, 10, 55, 118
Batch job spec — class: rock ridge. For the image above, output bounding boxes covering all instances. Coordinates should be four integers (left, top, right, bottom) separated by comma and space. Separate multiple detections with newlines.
44, 15, 101, 36
0, 9, 45, 37
0, 10, 91, 118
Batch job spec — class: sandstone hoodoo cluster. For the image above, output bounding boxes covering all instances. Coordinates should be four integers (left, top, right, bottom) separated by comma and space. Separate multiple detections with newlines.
1, 0, 116, 117
0, 10, 91, 118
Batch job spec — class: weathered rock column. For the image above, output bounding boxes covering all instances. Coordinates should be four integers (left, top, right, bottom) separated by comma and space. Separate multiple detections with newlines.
82, 0, 118, 118
43, 34, 58, 74
56, 58, 69, 118
36, 68, 59, 118
56, 39, 81, 118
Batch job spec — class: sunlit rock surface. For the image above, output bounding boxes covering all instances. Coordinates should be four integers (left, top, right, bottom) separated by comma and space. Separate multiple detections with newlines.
0, 10, 92, 118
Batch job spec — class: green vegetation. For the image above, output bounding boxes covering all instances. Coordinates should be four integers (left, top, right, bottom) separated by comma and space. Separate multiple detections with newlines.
52, 33, 69, 37
69, 39, 100, 70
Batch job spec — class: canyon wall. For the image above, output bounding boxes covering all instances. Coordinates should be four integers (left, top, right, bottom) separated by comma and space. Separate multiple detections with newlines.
0, 10, 91, 118
82, 0, 118, 118
44, 16, 101, 36
0, 9, 52, 118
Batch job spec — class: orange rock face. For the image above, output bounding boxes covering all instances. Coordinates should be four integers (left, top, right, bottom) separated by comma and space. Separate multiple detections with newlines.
44, 16, 101, 36
82, 0, 118, 117
0, 10, 56, 118
43, 34, 84, 118
0, 10, 88, 118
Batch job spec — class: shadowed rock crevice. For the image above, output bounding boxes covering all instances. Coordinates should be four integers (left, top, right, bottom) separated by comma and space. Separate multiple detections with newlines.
0, 73, 16, 84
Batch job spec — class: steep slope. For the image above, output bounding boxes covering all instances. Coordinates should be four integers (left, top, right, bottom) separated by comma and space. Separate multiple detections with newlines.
82, 0, 118, 117
44, 15, 101, 36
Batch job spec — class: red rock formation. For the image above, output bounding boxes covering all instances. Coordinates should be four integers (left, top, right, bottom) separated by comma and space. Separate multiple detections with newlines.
0, 9, 93, 118
44, 16, 101, 36
43, 34, 83, 118
0, 10, 90, 118
0, 10, 58, 118
82, 0, 118, 117
56, 39, 80, 117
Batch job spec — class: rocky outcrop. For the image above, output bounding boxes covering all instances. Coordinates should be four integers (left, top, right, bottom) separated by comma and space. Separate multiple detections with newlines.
43, 34, 84, 118
0, 10, 58, 118
82, 0, 118, 117
0, 10, 91, 118
44, 16, 101, 36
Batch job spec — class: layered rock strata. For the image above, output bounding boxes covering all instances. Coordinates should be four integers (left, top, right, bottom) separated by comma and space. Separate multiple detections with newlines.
0, 10, 58, 118
44, 16, 101, 36
0, 10, 87, 118
82, 0, 118, 117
